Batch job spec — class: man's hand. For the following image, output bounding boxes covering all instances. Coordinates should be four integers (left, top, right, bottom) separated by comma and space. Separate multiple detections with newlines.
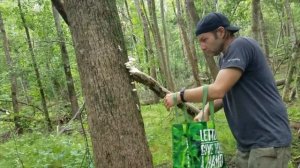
163, 92, 180, 111
194, 110, 209, 122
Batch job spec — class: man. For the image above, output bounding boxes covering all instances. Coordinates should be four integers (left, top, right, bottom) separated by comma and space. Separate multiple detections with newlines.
164, 12, 291, 168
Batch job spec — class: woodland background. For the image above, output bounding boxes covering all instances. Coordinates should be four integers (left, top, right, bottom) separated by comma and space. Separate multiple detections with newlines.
0, 0, 299, 167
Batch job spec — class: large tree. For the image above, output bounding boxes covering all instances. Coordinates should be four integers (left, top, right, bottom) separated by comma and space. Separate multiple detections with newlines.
63, 0, 153, 167
0, 11, 22, 134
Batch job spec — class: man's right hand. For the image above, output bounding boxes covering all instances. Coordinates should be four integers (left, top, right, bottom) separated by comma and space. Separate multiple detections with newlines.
193, 110, 209, 122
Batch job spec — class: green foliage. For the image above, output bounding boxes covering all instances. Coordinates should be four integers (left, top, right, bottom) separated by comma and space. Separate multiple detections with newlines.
288, 99, 300, 121
141, 103, 173, 166
0, 129, 93, 168
0, 0, 300, 167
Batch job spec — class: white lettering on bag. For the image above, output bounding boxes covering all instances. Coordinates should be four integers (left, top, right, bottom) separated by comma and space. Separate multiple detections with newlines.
199, 129, 217, 142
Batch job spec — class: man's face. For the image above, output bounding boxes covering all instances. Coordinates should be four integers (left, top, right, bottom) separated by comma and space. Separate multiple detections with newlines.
197, 28, 225, 57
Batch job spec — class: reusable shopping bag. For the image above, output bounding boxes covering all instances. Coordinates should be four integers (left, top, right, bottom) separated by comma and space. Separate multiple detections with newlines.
172, 85, 226, 168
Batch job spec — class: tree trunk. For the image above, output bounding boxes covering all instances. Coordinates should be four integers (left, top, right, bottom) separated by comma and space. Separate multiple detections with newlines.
175, 0, 201, 87
160, 0, 171, 74
252, 0, 272, 69
52, 4, 80, 119
186, 0, 219, 80
251, 0, 261, 43
135, 0, 156, 78
147, 0, 175, 91
295, 65, 300, 99
258, 6, 271, 68
282, 0, 300, 102
134, 0, 159, 103
63, 0, 153, 167
0, 12, 23, 134
17, 0, 52, 131
124, 0, 143, 67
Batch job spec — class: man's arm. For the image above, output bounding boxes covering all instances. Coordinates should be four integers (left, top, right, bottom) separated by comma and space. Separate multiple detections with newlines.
194, 99, 223, 121
164, 68, 242, 110
183, 68, 242, 102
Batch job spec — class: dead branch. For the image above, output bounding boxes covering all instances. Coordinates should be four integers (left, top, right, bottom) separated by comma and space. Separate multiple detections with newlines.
125, 60, 200, 116
58, 102, 85, 135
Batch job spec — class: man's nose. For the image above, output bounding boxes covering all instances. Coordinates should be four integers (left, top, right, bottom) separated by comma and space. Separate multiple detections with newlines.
200, 43, 207, 50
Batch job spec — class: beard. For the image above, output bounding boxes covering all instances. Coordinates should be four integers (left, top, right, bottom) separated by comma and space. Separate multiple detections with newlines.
204, 45, 223, 57
207, 38, 224, 56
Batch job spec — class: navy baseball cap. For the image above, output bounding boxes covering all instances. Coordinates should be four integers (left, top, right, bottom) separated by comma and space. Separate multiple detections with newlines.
195, 12, 239, 36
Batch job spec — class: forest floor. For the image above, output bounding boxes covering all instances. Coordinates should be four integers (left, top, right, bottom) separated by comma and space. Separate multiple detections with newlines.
0, 100, 299, 167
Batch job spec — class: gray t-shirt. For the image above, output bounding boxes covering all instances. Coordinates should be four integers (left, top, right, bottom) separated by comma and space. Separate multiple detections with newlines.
219, 37, 291, 151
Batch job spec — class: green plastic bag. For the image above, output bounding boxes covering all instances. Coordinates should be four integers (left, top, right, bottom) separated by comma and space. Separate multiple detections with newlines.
172, 85, 226, 168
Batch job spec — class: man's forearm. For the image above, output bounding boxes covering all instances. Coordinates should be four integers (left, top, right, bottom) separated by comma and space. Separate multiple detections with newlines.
203, 99, 223, 114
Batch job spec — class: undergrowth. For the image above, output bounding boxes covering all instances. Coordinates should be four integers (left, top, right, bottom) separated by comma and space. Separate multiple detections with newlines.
0, 102, 298, 167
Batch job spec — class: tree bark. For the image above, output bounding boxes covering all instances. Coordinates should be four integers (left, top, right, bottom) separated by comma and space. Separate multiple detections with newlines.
252, 0, 272, 69
17, 0, 52, 131
251, 0, 261, 43
186, 0, 219, 80
175, 0, 201, 86
63, 0, 153, 167
134, 0, 159, 103
0, 12, 23, 134
134, 0, 156, 79
124, 0, 143, 67
147, 0, 175, 91
282, 0, 300, 102
258, 6, 271, 68
52, 4, 80, 119
160, 0, 171, 74
51, 0, 69, 25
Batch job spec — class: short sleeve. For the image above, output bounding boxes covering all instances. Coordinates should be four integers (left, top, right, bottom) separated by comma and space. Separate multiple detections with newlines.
220, 38, 253, 72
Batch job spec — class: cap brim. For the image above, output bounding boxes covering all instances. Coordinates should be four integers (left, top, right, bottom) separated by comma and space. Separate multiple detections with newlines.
226, 26, 240, 33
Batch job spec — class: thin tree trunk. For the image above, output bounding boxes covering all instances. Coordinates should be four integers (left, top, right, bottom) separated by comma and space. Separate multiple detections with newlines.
214, 0, 219, 12
124, 0, 143, 68
251, 0, 261, 43
64, 0, 153, 167
253, 0, 272, 69
17, 0, 52, 131
0, 12, 23, 134
175, 0, 201, 86
134, 0, 159, 103
134, 0, 156, 78
186, 0, 219, 80
140, 0, 158, 79
147, 0, 175, 91
282, 0, 300, 101
294, 62, 300, 99
52, 4, 80, 119
160, 0, 171, 73
258, 7, 271, 68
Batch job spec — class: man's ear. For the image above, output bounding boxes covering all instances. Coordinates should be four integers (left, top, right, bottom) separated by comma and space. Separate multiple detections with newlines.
217, 27, 226, 39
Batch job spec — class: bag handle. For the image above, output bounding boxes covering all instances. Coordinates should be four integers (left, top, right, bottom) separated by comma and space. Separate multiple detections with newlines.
172, 93, 191, 123
201, 85, 215, 125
